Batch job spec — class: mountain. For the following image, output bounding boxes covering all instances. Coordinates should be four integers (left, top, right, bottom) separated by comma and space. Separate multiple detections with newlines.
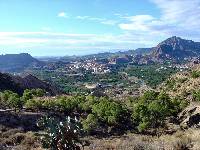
134, 48, 152, 55
151, 36, 200, 62
60, 49, 151, 62
0, 53, 42, 72
0, 72, 60, 95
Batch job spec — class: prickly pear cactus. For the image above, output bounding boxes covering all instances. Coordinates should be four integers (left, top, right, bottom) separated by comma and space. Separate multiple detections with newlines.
37, 116, 84, 150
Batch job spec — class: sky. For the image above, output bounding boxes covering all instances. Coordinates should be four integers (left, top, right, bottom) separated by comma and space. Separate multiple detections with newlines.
0, 0, 200, 56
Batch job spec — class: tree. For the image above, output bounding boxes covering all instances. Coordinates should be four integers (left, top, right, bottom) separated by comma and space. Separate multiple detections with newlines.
132, 91, 187, 132
82, 114, 98, 133
0, 90, 13, 108
33, 88, 45, 97
25, 98, 44, 111
0, 90, 23, 110
7, 93, 22, 111
79, 95, 97, 112
22, 89, 34, 104
92, 98, 127, 126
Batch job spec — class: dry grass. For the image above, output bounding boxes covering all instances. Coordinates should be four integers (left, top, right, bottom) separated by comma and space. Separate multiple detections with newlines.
84, 129, 200, 150
1, 127, 200, 150
0, 127, 42, 150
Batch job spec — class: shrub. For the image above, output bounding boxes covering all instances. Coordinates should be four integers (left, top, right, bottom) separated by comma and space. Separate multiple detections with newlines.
191, 70, 200, 78
56, 96, 78, 113
22, 89, 45, 104
171, 97, 188, 114
25, 98, 44, 110
192, 90, 200, 101
92, 98, 128, 126
166, 79, 176, 89
82, 114, 99, 132
7, 93, 23, 111
0, 90, 23, 110
132, 91, 187, 132
42, 99, 57, 110
80, 95, 97, 112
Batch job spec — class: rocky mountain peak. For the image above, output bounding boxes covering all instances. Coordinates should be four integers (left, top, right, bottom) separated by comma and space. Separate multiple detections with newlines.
151, 36, 200, 61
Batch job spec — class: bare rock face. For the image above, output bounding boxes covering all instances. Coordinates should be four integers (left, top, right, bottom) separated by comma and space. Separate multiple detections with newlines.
179, 103, 200, 128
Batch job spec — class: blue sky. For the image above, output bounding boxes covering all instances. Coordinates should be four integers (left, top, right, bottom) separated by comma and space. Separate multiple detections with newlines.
0, 0, 200, 56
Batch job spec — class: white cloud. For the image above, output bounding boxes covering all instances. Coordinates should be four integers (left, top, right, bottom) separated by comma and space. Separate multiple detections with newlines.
119, 0, 200, 41
119, 15, 155, 31
76, 15, 117, 25
76, 15, 104, 21
100, 20, 118, 25
58, 12, 68, 18
76, 16, 90, 20
0, 32, 156, 56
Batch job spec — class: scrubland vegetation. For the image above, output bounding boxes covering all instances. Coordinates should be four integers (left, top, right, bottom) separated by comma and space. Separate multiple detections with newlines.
0, 86, 191, 149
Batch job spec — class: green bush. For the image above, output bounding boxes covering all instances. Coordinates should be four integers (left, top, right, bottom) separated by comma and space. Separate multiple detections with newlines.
132, 91, 188, 132
0, 90, 23, 110
0, 90, 13, 107
166, 79, 176, 89
80, 95, 97, 112
25, 98, 44, 110
7, 93, 23, 111
192, 90, 200, 101
43, 99, 57, 110
92, 98, 128, 126
56, 96, 77, 113
191, 70, 200, 78
22, 89, 45, 104
82, 114, 98, 132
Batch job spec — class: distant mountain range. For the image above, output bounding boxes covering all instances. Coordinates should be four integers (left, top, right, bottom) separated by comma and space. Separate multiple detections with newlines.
0, 72, 60, 95
0, 53, 43, 72
1, 36, 200, 71
61, 36, 200, 63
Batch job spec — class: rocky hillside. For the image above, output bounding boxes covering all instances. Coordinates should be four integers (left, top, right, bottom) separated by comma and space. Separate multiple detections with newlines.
0, 72, 60, 95
151, 36, 200, 61
134, 36, 200, 64
159, 64, 200, 100
0, 53, 43, 72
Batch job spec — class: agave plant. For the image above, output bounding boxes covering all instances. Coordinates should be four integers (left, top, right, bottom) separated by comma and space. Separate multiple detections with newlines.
37, 116, 87, 150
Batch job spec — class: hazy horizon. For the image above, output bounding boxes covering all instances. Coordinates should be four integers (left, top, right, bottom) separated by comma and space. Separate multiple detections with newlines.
0, 0, 200, 56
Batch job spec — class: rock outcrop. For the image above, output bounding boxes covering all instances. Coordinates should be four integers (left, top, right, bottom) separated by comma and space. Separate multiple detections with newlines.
151, 36, 200, 61
179, 102, 200, 128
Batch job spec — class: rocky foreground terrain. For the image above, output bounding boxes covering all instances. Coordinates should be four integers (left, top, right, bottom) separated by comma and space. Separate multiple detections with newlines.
0, 101, 200, 150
